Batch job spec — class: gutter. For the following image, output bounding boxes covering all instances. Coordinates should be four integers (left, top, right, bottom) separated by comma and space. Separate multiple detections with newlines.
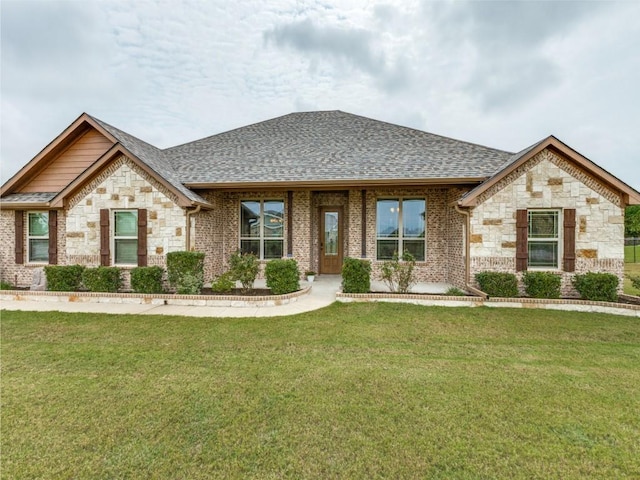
185, 205, 201, 251
454, 203, 487, 299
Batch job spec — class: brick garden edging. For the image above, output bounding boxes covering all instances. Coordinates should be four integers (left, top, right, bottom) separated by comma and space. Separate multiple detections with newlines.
0, 286, 311, 308
336, 292, 640, 317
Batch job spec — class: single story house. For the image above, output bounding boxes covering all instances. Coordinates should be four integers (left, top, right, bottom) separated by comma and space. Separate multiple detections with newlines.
1, 111, 638, 294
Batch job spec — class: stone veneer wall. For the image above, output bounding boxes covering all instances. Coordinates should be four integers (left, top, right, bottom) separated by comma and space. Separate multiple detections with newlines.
65, 157, 187, 285
469, 149, 625, 295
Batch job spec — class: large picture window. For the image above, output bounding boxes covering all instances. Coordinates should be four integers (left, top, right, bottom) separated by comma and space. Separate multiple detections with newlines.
114, 210, 138, 265
240, 200, 284, 259
376, 198, 425, 261
28, 212, 49, 263
528, 210, 560, 268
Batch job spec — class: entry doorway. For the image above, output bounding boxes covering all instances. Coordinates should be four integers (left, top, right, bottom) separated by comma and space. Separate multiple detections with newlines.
319, 206, 343, 274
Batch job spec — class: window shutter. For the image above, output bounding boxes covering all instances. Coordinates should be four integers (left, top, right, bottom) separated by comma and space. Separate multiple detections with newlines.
516, 209, 528, 272
563, 208, 576, 272
15, 210, 24, 264
48, 210, 58, 265
100, 209, 110, 266
137, 208, 148, 267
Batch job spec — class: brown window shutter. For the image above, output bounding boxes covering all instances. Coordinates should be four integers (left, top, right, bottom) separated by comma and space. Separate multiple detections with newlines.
516, 209, 528, 272
48, 210, 58, 265
137, 209, 148, 267
563, 209, 576, 272
15, 210, 24, 264
100, 209, 110, 266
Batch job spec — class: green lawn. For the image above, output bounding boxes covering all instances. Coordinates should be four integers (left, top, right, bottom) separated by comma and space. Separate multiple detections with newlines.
625, 243, 640, 263
2, 304, 640, 479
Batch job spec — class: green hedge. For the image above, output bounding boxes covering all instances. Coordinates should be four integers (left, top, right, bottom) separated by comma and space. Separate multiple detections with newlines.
82, 267, 122, 293
342, 258, 371, 294
265, 259, 300, 295
522, 271, 561, 299
229, 251, 260, 293
475, 271, 518, 298
131, 266, 164, 294
166, 251, 205, 295
44, 265, 85, 292
211, 272, 235, 293
572, 272, 619, 302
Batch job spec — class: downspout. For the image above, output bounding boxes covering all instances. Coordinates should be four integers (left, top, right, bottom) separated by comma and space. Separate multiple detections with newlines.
185, 205, 201, 251
454, 203, 487, 299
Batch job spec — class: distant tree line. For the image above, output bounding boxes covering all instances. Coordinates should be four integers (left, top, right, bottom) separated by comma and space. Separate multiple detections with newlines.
626, 206, 640, 237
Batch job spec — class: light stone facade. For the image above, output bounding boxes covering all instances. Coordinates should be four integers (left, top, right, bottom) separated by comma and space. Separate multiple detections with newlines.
469, 149, 625, 295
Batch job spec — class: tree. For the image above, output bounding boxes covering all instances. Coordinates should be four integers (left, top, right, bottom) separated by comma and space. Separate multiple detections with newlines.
626, 206, 640, 237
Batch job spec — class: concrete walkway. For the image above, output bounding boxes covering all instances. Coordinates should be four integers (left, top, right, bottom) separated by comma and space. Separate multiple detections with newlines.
0, 276, 342, 318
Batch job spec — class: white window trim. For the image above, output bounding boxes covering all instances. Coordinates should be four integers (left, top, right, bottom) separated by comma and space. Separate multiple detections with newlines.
112, 209, 138, 266
27, 211, 49, 264
239, 199, 285, 260
375, 197, 426, 261
527, 209, 562, 270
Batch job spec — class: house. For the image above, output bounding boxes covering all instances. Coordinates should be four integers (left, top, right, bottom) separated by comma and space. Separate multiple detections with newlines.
1, 111, 638, 295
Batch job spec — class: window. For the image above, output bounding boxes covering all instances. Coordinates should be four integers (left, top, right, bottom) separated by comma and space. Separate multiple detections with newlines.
528, 210, 560, 268
376, 198, 425, 261
240, 200, 284, 259
113, 210, 138, 265
28, 212, 49, 263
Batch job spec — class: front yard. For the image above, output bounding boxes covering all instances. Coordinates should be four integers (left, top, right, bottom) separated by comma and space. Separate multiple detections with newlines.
2, 304, 639, 479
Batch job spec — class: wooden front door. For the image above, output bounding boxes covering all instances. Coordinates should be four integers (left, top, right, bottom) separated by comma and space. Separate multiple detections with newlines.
319, 206, 343, 274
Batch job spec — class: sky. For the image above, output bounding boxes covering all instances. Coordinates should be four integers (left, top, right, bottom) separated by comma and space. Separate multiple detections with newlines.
1, 0, 639, 190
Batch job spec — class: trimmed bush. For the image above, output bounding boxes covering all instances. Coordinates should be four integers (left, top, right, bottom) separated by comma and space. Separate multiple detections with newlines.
82, 267, 122, 293
229, 251, 260, 293
0, 281, 15, 290
342, 257, 371, 294
522, 271, 561, 299
572, 272, 619, 302
445, 287, 466, 296
44, 265, 85, 292
166, 251, 205, 295
211, 272, 234, 293
131, 266, 164, 294
265, 259, 300, 295
475, 271, 518, 298
380, 251, 416, 294
628, 275, 640, 291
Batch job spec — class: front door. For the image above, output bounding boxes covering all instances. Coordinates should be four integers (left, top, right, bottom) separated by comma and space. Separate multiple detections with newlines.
319, 207, 343, 274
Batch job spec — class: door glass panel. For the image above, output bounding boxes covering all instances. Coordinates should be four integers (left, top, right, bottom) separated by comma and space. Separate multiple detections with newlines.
324, 212, 339, 256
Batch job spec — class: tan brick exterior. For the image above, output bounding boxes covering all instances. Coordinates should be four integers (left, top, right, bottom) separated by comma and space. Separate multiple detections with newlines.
469, 148, 625, 295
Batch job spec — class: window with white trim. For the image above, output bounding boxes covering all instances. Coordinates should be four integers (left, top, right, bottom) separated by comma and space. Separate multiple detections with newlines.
240, 200, 284, 259
28, 212, 49, 263
113, 210, 138, 265
376, 198, 425, 261
528, 210, 560, 268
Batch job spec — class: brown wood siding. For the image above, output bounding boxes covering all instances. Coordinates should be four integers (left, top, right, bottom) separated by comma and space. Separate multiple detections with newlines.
100, 209, 110, 266
48, 210, 58, 265
137, 209, 148, 267
563, 209, 576, 272
15, 210, 24, 264
515, 209, 528, 272
19, 129, 113, 193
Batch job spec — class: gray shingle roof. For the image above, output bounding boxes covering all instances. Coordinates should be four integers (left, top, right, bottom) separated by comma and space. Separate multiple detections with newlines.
165, 111, 514, 184
1, 192, 57, 203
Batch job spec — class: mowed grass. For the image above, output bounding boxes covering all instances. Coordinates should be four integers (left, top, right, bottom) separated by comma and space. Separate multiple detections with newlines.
625, 262, 640, 295
625, 243, 640, 263
2, 304, 640, 479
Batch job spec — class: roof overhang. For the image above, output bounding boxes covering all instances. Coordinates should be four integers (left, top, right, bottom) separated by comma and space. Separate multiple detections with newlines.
458, 136, 640, 207
185, 177, 487, 191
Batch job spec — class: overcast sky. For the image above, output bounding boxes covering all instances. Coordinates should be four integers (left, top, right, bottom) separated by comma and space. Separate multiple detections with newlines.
2, 0, 639, 190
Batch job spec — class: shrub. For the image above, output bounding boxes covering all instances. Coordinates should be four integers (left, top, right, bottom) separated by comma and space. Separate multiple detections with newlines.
44, 265, 85, 292
229, 251, 260, 293
628, 275, 640, 291
572, 272, 619, 302
0, 281, 14, 290
342, 257, 371, 293
445, 287, 466, 296
82, 267, 122, 293
211, 272, 235, 293
265, 259, 300, 295
522, 271, 561, 299
380, 251, 416, 294
475, 271, 518, 298
131, 266, 164, 294
166, 251, 205, 295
